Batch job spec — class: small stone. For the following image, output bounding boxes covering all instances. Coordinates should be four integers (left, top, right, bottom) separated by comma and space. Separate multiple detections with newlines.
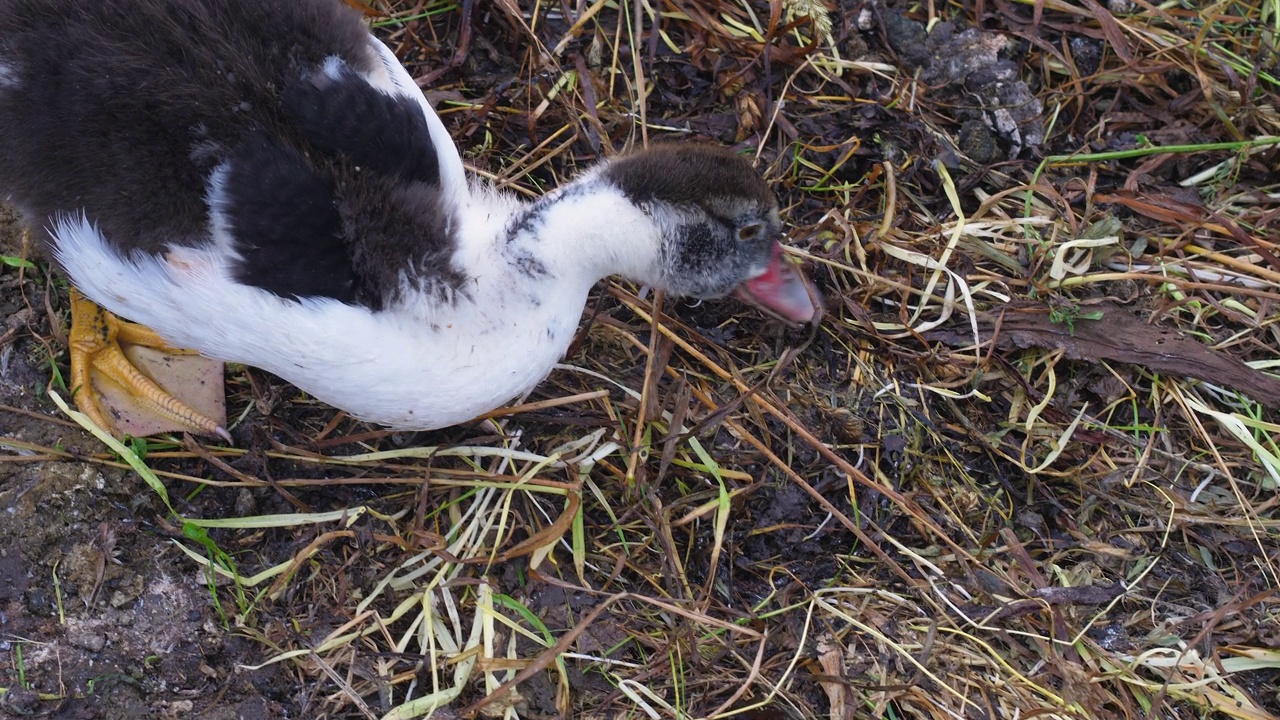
23, 586, 56, 617
67, 629, 106, 653
234, 488, 257, 516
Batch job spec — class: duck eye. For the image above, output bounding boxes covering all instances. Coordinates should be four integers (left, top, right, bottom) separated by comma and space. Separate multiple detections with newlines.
737, 223, 764, 242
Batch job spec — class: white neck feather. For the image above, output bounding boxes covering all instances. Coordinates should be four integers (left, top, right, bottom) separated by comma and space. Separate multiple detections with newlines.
459, 174, 664, 291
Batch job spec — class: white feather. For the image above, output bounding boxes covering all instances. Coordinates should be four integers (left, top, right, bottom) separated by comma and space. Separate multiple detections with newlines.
49, 178, 660, 430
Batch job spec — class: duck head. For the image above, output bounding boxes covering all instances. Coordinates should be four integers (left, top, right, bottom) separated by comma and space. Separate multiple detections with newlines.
603, 145, 818, 324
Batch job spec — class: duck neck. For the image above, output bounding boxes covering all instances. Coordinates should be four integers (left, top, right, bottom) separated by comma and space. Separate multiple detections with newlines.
500, 174, 664, 287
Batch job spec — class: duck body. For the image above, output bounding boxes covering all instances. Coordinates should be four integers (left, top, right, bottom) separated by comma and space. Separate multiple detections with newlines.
0, 0, 816, 431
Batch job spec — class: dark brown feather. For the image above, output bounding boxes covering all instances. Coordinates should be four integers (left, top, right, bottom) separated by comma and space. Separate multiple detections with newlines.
0, 0, 459, 308
604, 144, 775, 210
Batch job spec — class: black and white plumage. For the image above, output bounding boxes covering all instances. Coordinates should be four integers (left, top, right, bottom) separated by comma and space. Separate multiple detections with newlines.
0, 0, 817, 431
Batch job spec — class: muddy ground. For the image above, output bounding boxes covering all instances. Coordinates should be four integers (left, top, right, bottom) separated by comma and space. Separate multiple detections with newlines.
5, 0, 1280, 718
1, 207, 305, 717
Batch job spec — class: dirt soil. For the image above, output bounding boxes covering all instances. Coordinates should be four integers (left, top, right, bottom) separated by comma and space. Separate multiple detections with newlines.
0, 209, 299, 717
5, 1, 1280, 719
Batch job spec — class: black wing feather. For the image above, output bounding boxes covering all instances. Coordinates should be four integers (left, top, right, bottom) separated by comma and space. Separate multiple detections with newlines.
221, 133, 358, 304
0, 0, 374, 254
283, 61, 440, 185
0, 0, 462, 311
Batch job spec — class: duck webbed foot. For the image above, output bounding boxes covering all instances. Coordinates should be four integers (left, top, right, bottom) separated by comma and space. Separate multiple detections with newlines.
68, 289, 230, 442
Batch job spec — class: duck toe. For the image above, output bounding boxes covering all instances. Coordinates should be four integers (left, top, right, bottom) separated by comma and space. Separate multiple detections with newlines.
68, 288, 230, 442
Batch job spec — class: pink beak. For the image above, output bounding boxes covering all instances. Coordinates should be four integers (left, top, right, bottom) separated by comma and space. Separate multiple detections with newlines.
733, 243, 818, 324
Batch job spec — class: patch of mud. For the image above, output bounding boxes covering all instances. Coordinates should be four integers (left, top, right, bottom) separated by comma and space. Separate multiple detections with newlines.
0, 211, 297, 717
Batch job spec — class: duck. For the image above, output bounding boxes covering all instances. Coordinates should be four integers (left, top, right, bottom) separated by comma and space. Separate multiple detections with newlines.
0, 0, 818, 438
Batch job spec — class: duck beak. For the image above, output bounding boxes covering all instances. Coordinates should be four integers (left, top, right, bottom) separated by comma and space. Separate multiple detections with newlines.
734, 243, 818, 324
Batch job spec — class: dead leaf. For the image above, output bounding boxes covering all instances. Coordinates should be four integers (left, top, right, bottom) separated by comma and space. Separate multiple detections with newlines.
925, 301, 1280, 408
